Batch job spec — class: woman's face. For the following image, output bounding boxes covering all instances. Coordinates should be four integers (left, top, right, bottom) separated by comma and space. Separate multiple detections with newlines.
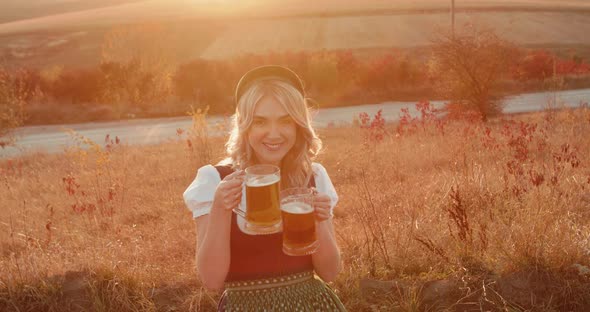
247, 95, 297, 166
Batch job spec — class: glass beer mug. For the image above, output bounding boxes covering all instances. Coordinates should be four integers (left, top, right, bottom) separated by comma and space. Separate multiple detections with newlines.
280, 187, 319, 256
233, 165, 282, 235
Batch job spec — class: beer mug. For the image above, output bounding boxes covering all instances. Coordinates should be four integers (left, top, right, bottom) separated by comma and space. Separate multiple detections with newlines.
233, 165, 282, 235
280, 187, 319, 256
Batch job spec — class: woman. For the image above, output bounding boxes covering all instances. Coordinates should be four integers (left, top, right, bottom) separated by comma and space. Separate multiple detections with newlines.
183, 65, 346, 311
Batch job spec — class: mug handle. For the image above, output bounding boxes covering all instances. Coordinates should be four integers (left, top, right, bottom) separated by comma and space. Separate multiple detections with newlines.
232, 185, 246, 218
232, 196, 246, 219
232, 206, 247, 219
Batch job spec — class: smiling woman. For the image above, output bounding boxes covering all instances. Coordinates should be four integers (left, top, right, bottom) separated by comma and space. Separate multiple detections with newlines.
183, 65, 347, 311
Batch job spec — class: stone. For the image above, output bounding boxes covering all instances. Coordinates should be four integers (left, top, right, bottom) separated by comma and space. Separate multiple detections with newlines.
571, 263, 590, 276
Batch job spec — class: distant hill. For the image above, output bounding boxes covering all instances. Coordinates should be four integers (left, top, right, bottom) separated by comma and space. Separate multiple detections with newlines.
2, 0, 589, 35
1, 0, 590, 69
0, 0, 144, 24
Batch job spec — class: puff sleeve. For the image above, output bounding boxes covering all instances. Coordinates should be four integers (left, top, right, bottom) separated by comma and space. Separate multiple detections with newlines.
312, 162, 339, 214
183, 165, 221, 219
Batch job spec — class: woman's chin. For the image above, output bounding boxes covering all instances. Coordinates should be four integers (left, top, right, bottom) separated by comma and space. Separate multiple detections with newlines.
256, 153, 286, 166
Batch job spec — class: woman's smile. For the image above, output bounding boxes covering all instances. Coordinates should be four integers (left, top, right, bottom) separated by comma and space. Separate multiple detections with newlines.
263, 142, 283, 151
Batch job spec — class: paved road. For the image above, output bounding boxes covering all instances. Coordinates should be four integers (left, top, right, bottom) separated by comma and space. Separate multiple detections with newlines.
1, 88, 589, 158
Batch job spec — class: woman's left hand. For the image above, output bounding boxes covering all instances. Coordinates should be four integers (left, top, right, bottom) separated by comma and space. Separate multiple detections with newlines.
312, 189, 333, 222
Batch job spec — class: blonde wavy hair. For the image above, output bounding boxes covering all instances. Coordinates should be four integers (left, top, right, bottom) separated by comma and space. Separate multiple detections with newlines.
222, 78, 322, 189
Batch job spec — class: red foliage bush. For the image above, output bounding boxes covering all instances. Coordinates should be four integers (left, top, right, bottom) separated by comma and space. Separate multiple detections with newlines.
50, 67, 103, 104
359, 109, 386, 144
9, 45, 590, 125
511, 49, 590, 81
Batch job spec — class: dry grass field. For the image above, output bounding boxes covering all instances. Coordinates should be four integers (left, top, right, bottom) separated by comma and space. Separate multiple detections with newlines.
0, 0, 142, 24
2, 0, 590, 67
0, 21, 226, 68
200, 11, 590, 59
2, 0, 589, 34
1, 105, 590, 311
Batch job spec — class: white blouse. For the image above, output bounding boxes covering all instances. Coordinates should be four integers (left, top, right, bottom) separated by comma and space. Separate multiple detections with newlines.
183, 163, 339, 224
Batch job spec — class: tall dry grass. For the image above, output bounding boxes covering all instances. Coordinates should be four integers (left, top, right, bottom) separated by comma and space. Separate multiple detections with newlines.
1, 105, 590, 311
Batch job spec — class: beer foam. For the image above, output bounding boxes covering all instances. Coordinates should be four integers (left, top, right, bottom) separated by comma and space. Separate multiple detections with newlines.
247, 174, 279, 187
282, 202, 313, 214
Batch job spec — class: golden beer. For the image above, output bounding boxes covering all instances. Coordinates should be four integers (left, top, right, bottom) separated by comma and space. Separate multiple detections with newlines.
280, 188, 319, 256
281, 202, 318, 255
246, 175, 281, 226
233, 165, 282, 235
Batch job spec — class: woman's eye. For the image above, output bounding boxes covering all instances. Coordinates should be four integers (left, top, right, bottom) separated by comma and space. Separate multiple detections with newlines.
252, 119, 265, 126
281, 118, 294, 125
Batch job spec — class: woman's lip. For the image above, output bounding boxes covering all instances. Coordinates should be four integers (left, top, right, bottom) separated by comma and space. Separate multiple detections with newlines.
263, 142, 282, 151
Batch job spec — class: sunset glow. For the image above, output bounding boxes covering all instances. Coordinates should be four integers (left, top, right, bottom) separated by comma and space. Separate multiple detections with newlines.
1, 0, 590, 311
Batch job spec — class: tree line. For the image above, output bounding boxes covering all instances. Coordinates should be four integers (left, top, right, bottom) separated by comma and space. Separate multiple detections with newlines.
1, 26, 590, 146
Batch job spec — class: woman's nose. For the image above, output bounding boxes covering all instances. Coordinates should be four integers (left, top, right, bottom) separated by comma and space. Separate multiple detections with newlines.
266, 122, 281, 138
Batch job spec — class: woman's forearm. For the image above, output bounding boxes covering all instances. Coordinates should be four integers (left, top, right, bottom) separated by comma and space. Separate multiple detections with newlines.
311, 220, 342, 282
197, 207, 233, 290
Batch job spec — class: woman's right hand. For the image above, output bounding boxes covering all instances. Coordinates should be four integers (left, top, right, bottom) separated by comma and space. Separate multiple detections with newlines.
212, 169, 245, 212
